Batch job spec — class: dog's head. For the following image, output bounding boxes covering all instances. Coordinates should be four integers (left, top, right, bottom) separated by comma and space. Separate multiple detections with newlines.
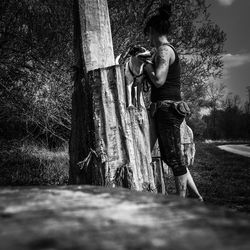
115, 45, 153, 65
122, 46, 153, 76
123, 45, 152, 60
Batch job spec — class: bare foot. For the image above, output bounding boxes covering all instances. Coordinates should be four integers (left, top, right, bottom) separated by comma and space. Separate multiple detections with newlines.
198, 196, 204, 202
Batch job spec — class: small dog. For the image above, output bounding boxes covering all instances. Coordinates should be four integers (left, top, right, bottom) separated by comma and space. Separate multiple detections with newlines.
116, 45, 153, 109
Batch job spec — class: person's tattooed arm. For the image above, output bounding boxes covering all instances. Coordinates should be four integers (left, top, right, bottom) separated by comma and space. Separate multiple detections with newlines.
144, 44, 171, 88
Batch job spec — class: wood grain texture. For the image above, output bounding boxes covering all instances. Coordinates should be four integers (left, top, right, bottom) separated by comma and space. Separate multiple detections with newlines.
88, 66, 156, 191
78, 0, 115, 71
69, 0, 93, 184
70, 1, 155, 188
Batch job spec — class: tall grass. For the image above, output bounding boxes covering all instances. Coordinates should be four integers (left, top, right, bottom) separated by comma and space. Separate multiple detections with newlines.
190, 142, 250, 213
0, 140, 69, 185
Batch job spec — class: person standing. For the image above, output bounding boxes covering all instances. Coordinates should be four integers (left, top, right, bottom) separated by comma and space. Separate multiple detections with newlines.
143, 4, 202, 199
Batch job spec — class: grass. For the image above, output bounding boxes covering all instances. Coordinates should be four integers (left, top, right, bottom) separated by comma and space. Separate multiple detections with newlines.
1, 139, 250, 214
0, 139, 69, 186
166, 141, 250, 214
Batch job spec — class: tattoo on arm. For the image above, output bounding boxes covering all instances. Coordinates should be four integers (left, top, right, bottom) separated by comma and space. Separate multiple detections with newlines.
155, 45, 170, 67
144, 45, 170, 88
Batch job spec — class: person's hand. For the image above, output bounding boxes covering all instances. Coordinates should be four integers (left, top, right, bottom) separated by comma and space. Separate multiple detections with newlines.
150, 48, 157, 60
144, 49, 156, 65
143, 63, 154, 86
143, 62, 152, 74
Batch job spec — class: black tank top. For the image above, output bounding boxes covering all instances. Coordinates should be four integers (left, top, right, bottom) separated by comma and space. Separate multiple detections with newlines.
151, 44, 182, 102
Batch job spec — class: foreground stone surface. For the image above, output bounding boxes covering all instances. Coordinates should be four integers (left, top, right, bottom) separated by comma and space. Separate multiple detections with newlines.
0, 186, 250, 250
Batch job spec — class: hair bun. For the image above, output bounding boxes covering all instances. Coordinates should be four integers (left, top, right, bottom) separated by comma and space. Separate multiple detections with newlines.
159, 4, 172, 20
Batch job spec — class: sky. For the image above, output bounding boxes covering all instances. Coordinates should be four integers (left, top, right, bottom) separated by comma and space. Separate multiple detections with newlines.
207, 0, 250, 103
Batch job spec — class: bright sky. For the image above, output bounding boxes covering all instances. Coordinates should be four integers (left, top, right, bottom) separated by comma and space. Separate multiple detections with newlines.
207, 0, 250, 103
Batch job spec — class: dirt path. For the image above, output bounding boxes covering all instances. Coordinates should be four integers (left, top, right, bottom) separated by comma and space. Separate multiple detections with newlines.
218, 144, 250, 158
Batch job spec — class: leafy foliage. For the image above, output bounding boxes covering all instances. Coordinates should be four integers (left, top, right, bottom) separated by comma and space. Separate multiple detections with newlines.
203, 94, 250, 139
0, 0, 73, 146
109, 0, 226, 107
0, 0, 226, 145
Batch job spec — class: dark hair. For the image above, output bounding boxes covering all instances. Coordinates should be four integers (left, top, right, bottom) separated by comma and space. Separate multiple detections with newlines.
144, 4, 172, 35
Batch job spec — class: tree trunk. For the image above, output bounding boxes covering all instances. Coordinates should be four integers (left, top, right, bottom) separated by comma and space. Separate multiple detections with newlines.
69, 0, 156, 191
69, 0, 91, 185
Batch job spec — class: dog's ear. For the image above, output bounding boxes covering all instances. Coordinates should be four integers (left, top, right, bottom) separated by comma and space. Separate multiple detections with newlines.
128, 46, 139, 56
136, 46, 151, 59
132, 46, 147, 56
137, 50, 151, 58
127, 45, 147, 57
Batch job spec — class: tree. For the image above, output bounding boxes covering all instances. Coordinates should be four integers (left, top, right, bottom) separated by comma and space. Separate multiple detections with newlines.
108, 0, 226, 109
0, 0, 73, 145
1, 0, 225, 145
69, 0, 156, 189
203, 93, 250, 140
205, 81, 226, 139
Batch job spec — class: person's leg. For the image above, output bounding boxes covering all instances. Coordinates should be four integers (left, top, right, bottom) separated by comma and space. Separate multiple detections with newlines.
156, 109, 188, 198
181, 133, 202, 200
174, 174, 188, 198
186, 168, 203, 201
148, 109, 158, 151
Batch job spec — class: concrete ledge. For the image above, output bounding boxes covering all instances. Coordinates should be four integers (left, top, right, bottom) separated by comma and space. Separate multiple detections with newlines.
0, 186, 250, 250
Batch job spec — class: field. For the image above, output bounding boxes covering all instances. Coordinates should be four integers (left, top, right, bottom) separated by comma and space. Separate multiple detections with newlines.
0, 140, 69, 186
0, 140, 250, 214
167, 141, 250, 214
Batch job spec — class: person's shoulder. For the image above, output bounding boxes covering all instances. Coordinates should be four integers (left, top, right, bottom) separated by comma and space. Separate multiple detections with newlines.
159, 44, 176, 55
158, 44, 171, 52
156, 44, 174, 64
157, 44, 170, 56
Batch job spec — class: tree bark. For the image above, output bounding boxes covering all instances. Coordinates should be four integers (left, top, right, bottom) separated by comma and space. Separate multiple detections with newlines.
69, 0, 156, 191
69, 0, 91, 184
77, 0, 115, 71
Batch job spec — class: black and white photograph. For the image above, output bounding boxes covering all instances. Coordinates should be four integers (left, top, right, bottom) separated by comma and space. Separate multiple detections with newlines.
0, 0, 250, 249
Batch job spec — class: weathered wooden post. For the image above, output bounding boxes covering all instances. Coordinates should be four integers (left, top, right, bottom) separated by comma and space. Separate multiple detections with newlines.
69, 0, 156, 191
